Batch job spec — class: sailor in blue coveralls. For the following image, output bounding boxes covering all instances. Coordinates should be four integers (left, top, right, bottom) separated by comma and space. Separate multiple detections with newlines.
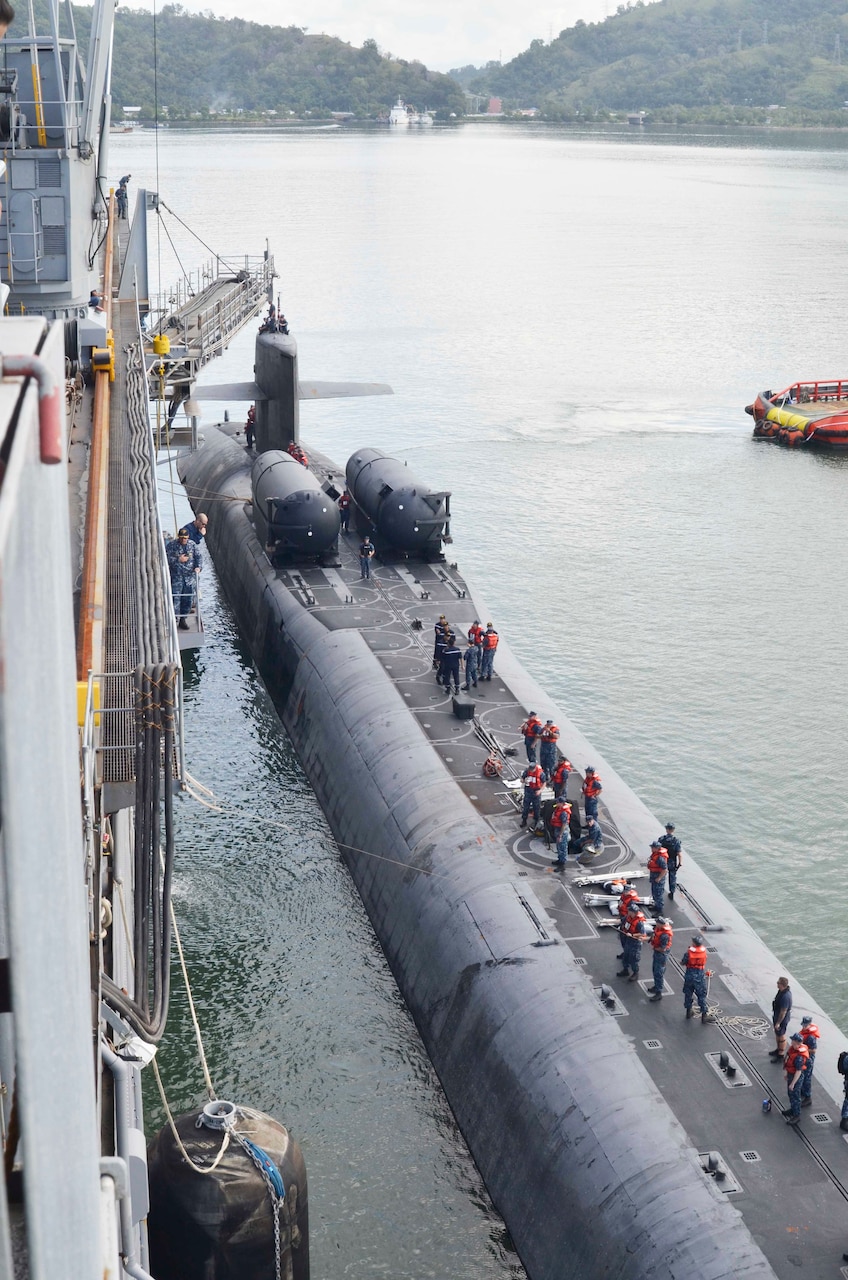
166, 529, 201, 629
520, 764, 545, 828
659, 823, 682, 898
648, 917, 673, 1001
798, 1016, 819, 1108
461, 640, 479, 689
648, 841, 668, 912
783, 1034, 809, 1124
539, 720, 559, 775
441, 636, 462, 695
359, 537, 375, 579
681, 934, 714, 1023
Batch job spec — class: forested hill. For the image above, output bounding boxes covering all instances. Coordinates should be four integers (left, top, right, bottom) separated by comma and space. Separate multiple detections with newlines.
24, 4, 466, 119
461, 0, 848, 118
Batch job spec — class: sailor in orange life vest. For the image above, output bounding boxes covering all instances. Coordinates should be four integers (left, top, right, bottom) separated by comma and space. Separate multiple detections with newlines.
519, 712, 543, 763
520, 762, 546, 829
681, 934, 715, 1023
617, 900, 648, 982
798, 1015, 820, 1108
467, 619, 484, 653
539, 719, 560, 774
648, 917, 673, 1001
549, 798, 571, 868
647, 841, 668, 912
550, 756, 573, 800
480, 623, 499, 680
615, 886, 640, 960
783, 1033, 810, 1124
582, 767, 602, 821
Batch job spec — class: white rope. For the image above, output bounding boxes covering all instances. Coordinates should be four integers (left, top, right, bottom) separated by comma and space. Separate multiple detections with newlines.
151, 1058, 231, 1175
162, 847, 216, 1100
114, 878, 134, 971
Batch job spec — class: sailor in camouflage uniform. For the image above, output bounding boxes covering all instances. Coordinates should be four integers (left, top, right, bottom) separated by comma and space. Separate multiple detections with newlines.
166, 528, 201, 629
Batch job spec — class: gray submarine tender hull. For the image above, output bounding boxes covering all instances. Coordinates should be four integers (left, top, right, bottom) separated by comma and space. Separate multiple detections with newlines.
180, 428, 777, 1280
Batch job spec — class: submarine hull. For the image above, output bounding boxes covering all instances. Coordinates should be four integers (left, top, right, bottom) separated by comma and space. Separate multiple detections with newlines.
179, 429, 778, 1280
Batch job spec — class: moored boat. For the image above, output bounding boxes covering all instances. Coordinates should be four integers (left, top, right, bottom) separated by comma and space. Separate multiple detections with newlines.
746, 380, 848, 448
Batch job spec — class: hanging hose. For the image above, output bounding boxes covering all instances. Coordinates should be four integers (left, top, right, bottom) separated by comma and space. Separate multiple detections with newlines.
102, 663, 178, 1041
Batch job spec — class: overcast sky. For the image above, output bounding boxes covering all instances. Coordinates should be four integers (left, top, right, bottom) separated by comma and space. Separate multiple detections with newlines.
143, 0, 625, 72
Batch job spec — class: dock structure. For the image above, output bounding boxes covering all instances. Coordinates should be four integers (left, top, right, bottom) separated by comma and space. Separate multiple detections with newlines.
145, 250, 275, 451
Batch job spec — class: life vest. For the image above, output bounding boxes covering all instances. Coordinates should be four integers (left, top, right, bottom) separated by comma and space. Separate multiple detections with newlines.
482, 754, 502, 778
550, 802, 570, 830
468, 623, 484, 647
618, 888, 639, 919
483, 629, 499, 650
520, 715, 542, 740
785, 1043, 810, 1076
523, 765, 544, 792
339, 494, 351, 510
551, 760, 572, 786
651, 922, 673, 952
582, 774, 602, 798
541, 724, 559, 743
624, 910, 646, 938
684, 944, 707, 970
647, 847, 668, 875
802, 1024, 820, 1050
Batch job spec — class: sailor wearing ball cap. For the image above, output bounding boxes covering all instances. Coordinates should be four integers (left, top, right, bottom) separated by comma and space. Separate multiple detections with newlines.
681, 933, 714, 1023
658, 822, 682, 898
480, 622, 499, 681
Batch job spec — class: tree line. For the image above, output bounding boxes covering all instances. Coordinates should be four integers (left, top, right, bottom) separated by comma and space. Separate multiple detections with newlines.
454, 0, 848, 120
22, 3, 466, 120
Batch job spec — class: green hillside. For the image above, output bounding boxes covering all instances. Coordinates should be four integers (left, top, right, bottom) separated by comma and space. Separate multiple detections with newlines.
461, 0, 848, 121
21, 4, 466, 119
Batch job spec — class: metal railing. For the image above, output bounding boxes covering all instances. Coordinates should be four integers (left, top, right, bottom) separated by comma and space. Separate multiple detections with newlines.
147, 252, 275, 372
777, 380, 848, 405
81, 667, 186, 792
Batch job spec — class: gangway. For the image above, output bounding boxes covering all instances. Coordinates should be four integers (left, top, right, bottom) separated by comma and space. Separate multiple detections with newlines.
146, 250, 275, 448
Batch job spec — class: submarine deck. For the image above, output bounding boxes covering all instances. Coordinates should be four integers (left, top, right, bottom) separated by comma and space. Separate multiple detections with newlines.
227, 437, 848, 1279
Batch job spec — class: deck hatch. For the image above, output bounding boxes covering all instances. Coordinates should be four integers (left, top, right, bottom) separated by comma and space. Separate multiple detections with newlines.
705, 1052, 752, 1089
698, 1151, 741, 1194
593, 986, 627, 1018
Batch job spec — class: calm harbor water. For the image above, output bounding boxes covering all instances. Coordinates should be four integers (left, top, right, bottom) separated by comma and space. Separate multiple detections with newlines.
119, 123, 848, 1277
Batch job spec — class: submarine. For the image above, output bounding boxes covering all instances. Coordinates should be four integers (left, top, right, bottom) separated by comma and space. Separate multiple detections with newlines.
180, 327, 848, 1280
